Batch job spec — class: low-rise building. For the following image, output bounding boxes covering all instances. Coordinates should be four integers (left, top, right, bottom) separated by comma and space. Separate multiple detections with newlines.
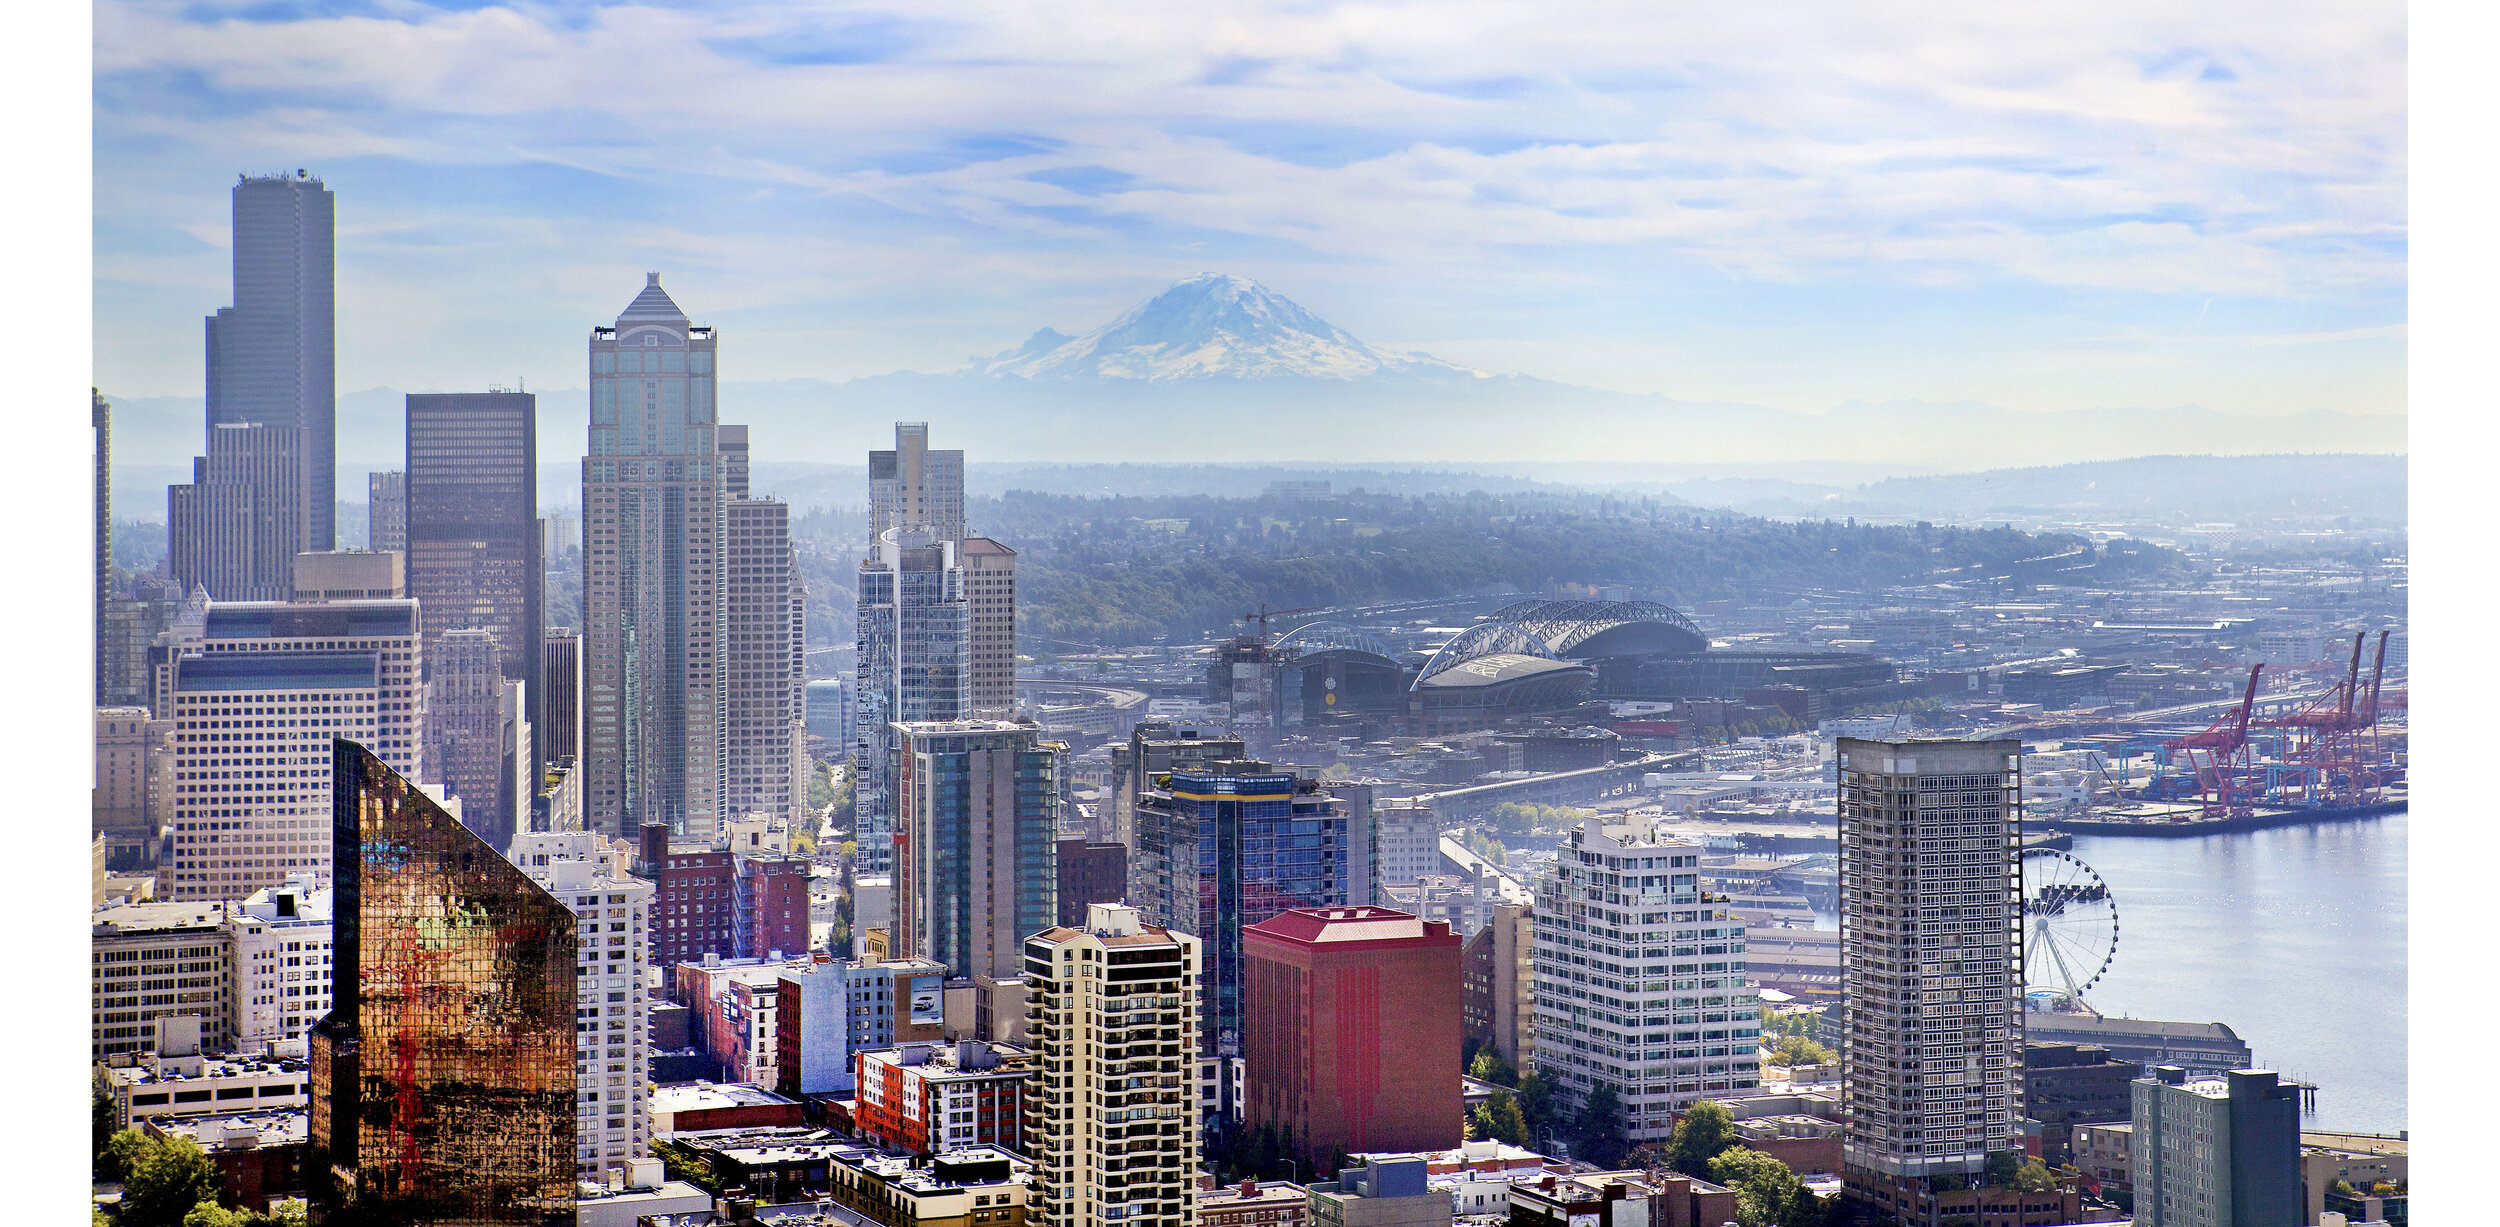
2073, 1122, 2133, 1207
1728, 1114, 1843, 1176
226, 874, 332, 1047
772, 953, 950, 1097
650, 1082, 808, 1135
1201, 1179, 1310, 1227
669, 1127, 853, 1203
826, 1144, 1033, 1227
854, 1040, 1036, 1155
93, 900, 233, 1060
99, 1051, 309, 1126
143, 1107, 308, 1214
2301, 1132, 2407, 1227
2023, 1042, 2140, 1168
1308, 1155, 1445, 1227
572, 1158, 711, 1227
1504, 1171, 1736, 1227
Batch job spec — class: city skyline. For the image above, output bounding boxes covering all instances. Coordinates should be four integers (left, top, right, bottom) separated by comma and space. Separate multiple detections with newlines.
93, 2, 2403, 435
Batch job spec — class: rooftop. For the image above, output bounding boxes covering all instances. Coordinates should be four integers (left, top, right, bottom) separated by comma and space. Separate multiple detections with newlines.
653, 1082, 800, 1113
107, 1055, 308, 1087
148, 1108, 307, 1150
1246, 906, 1454, 946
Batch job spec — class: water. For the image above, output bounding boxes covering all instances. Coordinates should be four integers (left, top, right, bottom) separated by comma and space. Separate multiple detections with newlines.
2069, 813, 2407, 1134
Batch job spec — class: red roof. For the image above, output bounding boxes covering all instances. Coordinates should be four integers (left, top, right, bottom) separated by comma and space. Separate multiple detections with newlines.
1245, 905, 1456, 946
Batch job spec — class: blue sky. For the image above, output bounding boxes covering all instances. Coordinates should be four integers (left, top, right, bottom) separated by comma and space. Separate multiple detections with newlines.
92, 0, 2406, 418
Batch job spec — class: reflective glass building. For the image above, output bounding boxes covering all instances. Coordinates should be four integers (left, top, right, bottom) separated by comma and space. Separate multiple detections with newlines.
310, 740, 575, 1226
1130, 761, 1349, 1058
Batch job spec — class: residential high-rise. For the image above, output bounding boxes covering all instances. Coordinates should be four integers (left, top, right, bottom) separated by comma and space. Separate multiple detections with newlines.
538, 512, 576, 565
367, 471, 406, 553
433, 628, 520, 848
168, 422, 305, 601
1374, 801, 1441, 887
541, 629, 582, 767
893, 720, 1061, 981
309, 742, 575, 1225
2132, 1067, 2301, 1227
854, 529, 967, 873
1107, 723, 1244, 849
406, 391, 540, 661
1532, 818, 1759, 1145
1836, 737, 2025, 1196
581, 274, 722, 838
723, 488, 802, 824
735, 851, 813, 963
206, 171, 336, 551
96, 389, 112, 704
1130, 760, 1350, 1058
506, 829, 656, 1184
1023, 904, 1200, 1227
162, 600, 426, 900
1460, 901, 1535, 1074
1242, 906, 1463, 1167
635, 826, 737, 967
961, 537, 1017, 718
227, 873, 333, 1047
868, 422, 965, 544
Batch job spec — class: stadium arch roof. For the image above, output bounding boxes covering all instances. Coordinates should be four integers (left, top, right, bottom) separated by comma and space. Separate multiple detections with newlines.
1487, 599, 1709, 659
1414, 621, 1559, 689
1273, 620, 1401, 666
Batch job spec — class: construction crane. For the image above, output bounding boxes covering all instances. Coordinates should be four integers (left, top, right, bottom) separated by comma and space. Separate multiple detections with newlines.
1241, 604, 1318, 648
2158, 664, 2264, 819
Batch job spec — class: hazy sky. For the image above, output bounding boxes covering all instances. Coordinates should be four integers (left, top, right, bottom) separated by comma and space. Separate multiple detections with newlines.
93, 1, 2405, 417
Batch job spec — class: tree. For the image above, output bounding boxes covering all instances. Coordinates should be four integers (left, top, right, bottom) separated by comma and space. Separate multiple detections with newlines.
184, 1203, 253, 1227
1982, 1150, 2019, 1189
1514, 1073, 1561, 1143
95, 1092, 122, 1181
1470, 1092, 1530, 1147
1768, 1035, 1836, 1068
2010, 1159, 2058, 1194
1663, 1101, 1738, 1176
1469, 1049, 1519, 1088
1572, 1083, 1632, 1170
1708, 1146, 1822, 1227
116, 1131, 221, 1227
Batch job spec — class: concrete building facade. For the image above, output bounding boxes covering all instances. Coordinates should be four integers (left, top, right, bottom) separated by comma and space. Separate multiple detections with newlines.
227, 874, 333, 1046
205, 172, 335, 552
507, 829, 656, 1184
1023, 904, 1200, 1227
93, 901, 234, 1060
2133, 1067, 2302, 1227
722, 491, 804, 825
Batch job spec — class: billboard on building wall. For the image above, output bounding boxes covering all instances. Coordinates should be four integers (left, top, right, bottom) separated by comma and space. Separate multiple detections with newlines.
908, 975, 943, 1026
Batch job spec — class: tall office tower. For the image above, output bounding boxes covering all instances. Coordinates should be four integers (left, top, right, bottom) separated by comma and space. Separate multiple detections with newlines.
723, 492, 801, 824
367, 471, 406, 553
433, 628, 519, 848
893, 720, 1061, 981
789, 582, 810, 816
92, 899, 235, 1060
853, 529, 966, 873
2132, 1067, 2301, 1227
581, 274, 722, 839
804, 678, 852, 756
310, 742, 576, 1226
207, 171, 335, 550
507, 830, 655, 1184
1836, 738, 2026, 1201
168, 422, 306, 601
867, 422, 965, 544
538, 512, 576, 565
1107, 723, 1245, 850
1242, 906, 1463, 1167
1130, 760, 1350, 1059
407, 391, 542, 776
1532, 818, 1760, 1146
228, 873, 334, 1046
1461, 900, 1536, 1073
96, 389, 113, 702
1022, 904, 1200, 1227
103, 589, 184, 709
540, 629, 582, 766
162, 599, 425, 900
961, 537, 1018, 718
292, 550, 406, 602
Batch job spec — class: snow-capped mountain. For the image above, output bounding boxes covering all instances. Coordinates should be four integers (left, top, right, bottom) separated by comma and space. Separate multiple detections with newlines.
968, 273, 1489, 382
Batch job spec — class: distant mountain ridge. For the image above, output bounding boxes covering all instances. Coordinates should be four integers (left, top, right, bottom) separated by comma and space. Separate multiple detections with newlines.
965, 272, 1488, 382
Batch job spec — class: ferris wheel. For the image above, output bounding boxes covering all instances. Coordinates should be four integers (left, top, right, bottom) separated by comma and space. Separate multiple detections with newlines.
2021, 847, 2119, 1011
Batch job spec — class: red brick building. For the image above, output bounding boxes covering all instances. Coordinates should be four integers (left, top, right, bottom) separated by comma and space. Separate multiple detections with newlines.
736, 852, 813, 960
851, 1040, 1034, 1155
1241, 906, 1462, 1170
641, 825, 737, 967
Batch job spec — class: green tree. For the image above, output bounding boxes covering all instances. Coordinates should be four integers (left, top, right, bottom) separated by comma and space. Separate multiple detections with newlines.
1572, 1083, 1632, 1170
2010, 1159, 2059, 1194
184, 1202, 253, 1227
1470, 1092, 1530, 1147
1469, 1049, 1519, 1087
117, 1131, 220, 1227
95, 1092, 122, 1181
1768, 1035, 1836, 1067
1982, 1150, 2021, 1188
1663, 1101, 1738, 1176
1708, 1147, 1822, 1227
1514, 1073, 1561, 1143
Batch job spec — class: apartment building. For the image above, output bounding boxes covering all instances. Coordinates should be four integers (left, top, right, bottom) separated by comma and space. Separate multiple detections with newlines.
1023, 904, 1200, 1227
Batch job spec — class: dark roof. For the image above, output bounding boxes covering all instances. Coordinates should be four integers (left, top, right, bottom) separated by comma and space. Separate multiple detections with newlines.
204, 601, 415, 640
618, 273, 690, 324
176, 652, 380, 693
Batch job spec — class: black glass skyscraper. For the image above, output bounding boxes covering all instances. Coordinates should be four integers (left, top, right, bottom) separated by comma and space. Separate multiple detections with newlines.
310, 741, 575, 1226
406, 390, 542, 792
205, 171, 335, 551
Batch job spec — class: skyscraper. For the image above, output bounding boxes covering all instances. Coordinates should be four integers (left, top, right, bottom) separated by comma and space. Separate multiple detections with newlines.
207, 171, 336, 551
894, 719, 1061, 981
540, 629, 581, 767
1023, 904, 1199, 1227
95, 389, 112, 704
868, 422, 965, 544
506, 830, 655, 1183
310, 742, 576, 1226
432, 628, 519, 848
1242, 905, 1463, 1167
1130, 760, 1350, 1059
1531, 818, 1759, 1145
854, 529, 966, 873
1836, 738, 2026, 1202
168, 422, 306, 601
368, 471, 407, 553
162, 599, 426, 900
581, 275, 721, 838
406, 391, 541, 793
961, 537, 1018, 718
723, 484, 802, 824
